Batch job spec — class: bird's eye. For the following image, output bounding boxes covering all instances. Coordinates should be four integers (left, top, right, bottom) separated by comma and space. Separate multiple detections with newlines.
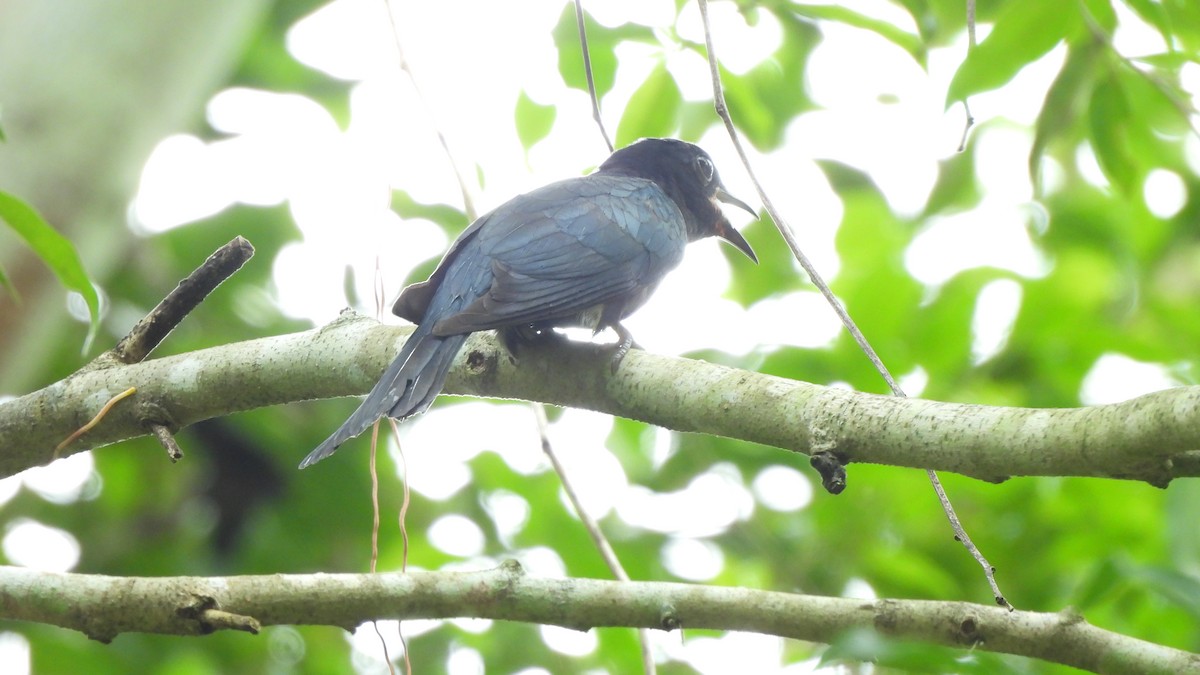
695, 156, 715, 183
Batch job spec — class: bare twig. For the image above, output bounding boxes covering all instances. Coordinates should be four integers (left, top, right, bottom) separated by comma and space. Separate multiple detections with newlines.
957, 0, 977, 152
532, 403, 656, 674
957, 102, 975, 153
693, 0, 1007, 607
533, 406, 625, 577
150, 423, 184, 462
966, 0, 977, 45
371, 620, 396, 675
387, 419, 413, 571
1077, 3, 1200, 141
693, 1, 901, 414
372, 13, 420, 669
66, 237, 252, 463
196, 607, 260, 634
110, 236, 254, 365
370, 423, 383, 574
929, 470, 1008, 607
950, 0, 1004, 608
573, 0, 614, 153
381, 1, 478, 221
367, 254, 387, 578
386, 415, 420, 672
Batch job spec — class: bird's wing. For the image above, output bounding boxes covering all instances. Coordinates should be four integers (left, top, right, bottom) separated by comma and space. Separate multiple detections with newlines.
429, 175, 686, 335
393, 210, 493, 323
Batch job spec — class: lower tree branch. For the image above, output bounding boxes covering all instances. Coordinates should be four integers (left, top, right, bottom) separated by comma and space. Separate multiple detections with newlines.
0, 564, 1191, 673
1, 312, 1198, 484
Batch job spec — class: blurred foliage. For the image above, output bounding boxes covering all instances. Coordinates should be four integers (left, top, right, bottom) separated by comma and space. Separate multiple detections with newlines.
514, 90, 557, 151
0, 191, 100, 349
3, 0, 1200, 674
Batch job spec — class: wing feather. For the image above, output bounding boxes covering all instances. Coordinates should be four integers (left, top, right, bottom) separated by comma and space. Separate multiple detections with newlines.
430, 175, 685, 335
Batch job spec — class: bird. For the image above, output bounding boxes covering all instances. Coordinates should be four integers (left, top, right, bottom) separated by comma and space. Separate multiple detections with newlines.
300, 138, 757, 469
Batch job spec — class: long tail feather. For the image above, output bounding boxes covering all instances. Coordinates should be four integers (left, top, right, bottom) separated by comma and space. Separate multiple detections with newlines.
299, 326, 468, 469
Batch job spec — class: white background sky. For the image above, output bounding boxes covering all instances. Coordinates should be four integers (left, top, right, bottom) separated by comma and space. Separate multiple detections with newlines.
5, 1, 1200, 673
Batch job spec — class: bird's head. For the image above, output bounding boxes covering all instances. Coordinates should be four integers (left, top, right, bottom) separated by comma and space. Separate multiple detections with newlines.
599, 138, 758, 263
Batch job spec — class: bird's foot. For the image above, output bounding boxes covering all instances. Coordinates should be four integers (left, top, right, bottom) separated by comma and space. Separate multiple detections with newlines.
500, 323, 564, 365
609, 323, 641, 374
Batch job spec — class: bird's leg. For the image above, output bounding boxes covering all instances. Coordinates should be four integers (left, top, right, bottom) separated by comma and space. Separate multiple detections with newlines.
500, 322, 564, 364
608, 323, 640, 374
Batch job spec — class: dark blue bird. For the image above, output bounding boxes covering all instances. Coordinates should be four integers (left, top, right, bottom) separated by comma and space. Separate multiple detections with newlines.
300, 138, 757, 468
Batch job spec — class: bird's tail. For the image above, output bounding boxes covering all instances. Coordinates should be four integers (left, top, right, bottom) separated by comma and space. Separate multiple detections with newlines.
299, 324, 468, 468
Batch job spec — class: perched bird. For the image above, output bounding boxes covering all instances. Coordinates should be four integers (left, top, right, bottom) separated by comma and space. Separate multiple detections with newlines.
300, 138, 757, 469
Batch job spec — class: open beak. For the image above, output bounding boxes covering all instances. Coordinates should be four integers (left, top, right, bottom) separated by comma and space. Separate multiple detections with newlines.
714, 186, 758, 263
716, 186, 757, 218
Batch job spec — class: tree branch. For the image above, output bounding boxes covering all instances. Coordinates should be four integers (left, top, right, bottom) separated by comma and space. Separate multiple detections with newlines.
0, 564, 1191, 673
1, 312, 1198, 484
106, 236, 254, 366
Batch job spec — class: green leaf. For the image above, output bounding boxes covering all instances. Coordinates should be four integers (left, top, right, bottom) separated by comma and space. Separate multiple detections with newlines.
513, 90, 556, 150
820, 161, 922, 385
615, 61, 681, 147
552, 5, 655, 100
914, 268, 1015, 385
1133, 51, 1200, 69
687, 12, 817, 149
1128, 564, 1200, 618
1088, 72, 1138, 193
390, 190, 469, 236
1117, 62, 1193, 138
1167, 487, 1200, 572
946, 0, 1081, 105
1030, 41, 1099, 190
1124, 0, 1200, 52
0, 264, 14, 299
1163, 0, 1200, 51
1080, 0, 1117, 31
923, 142, 982, 217
1071, 557, 1124, 609
229, 9, 353, 130
0, 190, 100, 351
390, 190, 469, 287
1123, 0, 1171, 43
790, 3, 925, 65
723, 217, 804, 307
717, 63, 780, 147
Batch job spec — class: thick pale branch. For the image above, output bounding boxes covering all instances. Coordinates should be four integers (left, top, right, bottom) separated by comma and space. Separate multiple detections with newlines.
0, 564, 1191, 673
1, 313, 1198, 483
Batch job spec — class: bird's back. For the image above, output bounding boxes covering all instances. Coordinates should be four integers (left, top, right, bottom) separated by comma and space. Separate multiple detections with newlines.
395, 174, 689, 336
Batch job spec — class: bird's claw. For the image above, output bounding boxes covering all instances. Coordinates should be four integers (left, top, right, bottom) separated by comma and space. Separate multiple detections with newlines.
609, 324, 640, 374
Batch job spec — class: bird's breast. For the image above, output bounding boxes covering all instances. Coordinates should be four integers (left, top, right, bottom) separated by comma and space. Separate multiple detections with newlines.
556, 280, 661, 333
576, 304, 606, 332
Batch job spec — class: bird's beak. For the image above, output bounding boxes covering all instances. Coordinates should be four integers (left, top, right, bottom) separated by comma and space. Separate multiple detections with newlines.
716, 186, 757, 218
714, 186, 758, 263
